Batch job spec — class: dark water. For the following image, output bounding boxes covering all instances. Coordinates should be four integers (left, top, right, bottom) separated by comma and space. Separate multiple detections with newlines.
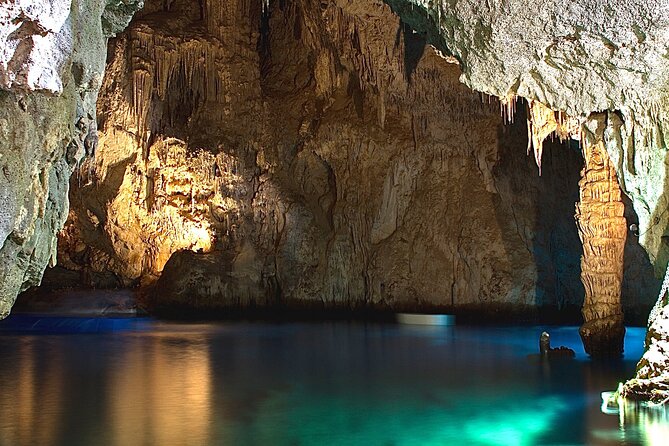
0, 316, 665, 446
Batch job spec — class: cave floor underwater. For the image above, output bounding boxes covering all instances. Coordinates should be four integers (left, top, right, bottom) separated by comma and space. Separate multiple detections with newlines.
0, 313, 666, 446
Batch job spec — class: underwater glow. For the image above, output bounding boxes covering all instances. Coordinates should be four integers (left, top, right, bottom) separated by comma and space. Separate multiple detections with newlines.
460, 397, 566, 446
0, 321, 658, 445
232, 388, 565, 446
600, 392, 669, 445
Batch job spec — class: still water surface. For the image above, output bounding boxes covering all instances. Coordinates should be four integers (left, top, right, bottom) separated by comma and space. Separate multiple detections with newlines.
0, 316, 665, 446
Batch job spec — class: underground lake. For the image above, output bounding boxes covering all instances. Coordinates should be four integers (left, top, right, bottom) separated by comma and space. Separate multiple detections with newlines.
3, 0, 669, 444
0, 315, 666, 446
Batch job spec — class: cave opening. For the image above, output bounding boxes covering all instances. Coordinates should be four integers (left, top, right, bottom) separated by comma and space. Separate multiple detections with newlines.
1, 0, 669, 443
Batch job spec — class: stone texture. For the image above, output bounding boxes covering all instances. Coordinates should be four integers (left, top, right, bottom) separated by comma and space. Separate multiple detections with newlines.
576, 115, 627, 357
622, 303, 669, 402
385, 0, 669, 118
0, 0, 72, 93
380, 0, 669, 395
0, 0, 142, 318
47, 0, 658, 319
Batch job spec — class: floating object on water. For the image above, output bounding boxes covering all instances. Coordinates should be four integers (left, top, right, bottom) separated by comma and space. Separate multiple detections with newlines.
540, 331, 550, 355
537, 331, 575, 358
396, 313, 455, 326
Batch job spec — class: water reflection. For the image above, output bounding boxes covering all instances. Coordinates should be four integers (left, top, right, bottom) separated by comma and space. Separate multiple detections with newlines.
0, 325, 213, 446
0, 321, 664, 445
600, 394, 669, 445
0, 339, 64, 446
620, 404, 669, 446
108, 332, 212, 446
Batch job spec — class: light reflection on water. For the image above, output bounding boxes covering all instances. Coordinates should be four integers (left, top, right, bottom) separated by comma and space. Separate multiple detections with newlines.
107, 331, 213, 446
0, 318, 664, 445
597, 395, 669, 445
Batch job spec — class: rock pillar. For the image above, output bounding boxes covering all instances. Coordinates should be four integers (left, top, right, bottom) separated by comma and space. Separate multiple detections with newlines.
575, 117, 627, 357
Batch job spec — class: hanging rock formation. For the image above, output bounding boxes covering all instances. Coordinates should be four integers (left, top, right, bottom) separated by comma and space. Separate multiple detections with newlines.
0, 0, 143, 318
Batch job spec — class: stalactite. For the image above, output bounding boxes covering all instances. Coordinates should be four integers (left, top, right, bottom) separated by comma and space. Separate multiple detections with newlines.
499, 94, 517, 124
524, 100, 581, 175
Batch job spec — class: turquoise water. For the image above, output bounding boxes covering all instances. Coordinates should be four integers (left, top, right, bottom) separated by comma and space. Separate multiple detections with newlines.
0, 316, 664, 445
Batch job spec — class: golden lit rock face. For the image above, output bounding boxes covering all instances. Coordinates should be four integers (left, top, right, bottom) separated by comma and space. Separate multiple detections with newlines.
51, 0, 658, 317
525, 100, 580, 174
576, 115, 627, 357
62, 0, 262, 285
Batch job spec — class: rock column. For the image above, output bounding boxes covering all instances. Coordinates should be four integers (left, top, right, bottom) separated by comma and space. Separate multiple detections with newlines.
575, 117, 627, 357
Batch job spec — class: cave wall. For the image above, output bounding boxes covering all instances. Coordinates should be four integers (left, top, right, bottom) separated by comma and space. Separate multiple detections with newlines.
376, 0, 669, 393
44, 0, 658, 316
0, 0, 143, 318
384, 0, 669, 276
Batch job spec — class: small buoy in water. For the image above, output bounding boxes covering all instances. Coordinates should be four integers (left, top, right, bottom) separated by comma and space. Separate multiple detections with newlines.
540, 331, 550, 355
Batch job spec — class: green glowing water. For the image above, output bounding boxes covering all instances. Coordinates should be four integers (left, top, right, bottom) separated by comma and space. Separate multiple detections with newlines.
0, 317, 663, 445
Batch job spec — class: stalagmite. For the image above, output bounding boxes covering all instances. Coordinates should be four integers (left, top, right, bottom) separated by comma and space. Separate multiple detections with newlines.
521, 101, 627, 357
575, 116, 627, 358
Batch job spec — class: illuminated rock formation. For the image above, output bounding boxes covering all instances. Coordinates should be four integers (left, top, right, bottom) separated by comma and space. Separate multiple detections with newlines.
0, 0, 143, 317
55, 0, 629, 314
576, 115, 627, 358
621, 257, 669, 401
525, 100, 579, 175
41, 0, 657, 322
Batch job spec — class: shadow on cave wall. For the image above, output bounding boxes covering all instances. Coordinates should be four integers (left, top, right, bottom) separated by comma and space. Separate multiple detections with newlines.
492, 104, 583, 321
622, 191, 661, 324
492, 104, 659, 325
396, 19, 426, 83
631, 140, 669, 325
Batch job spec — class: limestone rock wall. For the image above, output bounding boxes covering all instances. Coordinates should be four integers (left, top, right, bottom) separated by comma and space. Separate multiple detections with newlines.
380, 0, 669, 395
50, 0, 658, 316
0, 0, 142, 318
385, 0, 669, 117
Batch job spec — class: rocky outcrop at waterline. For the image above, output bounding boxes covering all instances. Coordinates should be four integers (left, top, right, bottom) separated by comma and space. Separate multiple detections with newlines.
0, 0, 143, 318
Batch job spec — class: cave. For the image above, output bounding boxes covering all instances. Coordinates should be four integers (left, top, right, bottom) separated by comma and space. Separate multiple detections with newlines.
1, 0, 669, 444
